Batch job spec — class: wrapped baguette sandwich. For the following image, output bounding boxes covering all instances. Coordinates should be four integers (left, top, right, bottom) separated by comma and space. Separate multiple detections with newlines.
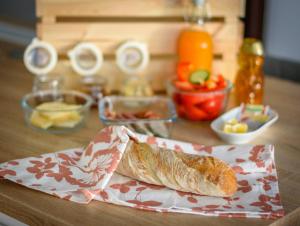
116, 140, 237, 197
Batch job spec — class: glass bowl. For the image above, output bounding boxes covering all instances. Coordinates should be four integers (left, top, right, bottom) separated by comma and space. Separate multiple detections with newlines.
98, 96, 177, 138
167, 80, 232, 121
21, 90, 93, 133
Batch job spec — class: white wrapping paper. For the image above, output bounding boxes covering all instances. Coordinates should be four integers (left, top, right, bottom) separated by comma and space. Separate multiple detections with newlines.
0, 126, 284, 219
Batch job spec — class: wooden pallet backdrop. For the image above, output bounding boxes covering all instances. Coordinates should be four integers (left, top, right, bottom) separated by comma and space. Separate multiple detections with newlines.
36, 0, 244, 92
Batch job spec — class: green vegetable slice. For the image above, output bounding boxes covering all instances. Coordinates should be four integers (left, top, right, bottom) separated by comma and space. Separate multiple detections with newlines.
189, 70, 209, 84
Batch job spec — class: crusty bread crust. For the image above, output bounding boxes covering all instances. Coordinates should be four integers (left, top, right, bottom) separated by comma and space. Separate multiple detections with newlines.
116, 141, 237, 197
176, 153, 237, 196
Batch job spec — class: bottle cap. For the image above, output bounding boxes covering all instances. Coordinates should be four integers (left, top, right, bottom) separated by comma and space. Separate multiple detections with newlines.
241, 38, 264, 56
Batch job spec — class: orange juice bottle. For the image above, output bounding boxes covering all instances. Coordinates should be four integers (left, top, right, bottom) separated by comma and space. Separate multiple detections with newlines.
235, 38, 264, 105
177, 0, 213, 74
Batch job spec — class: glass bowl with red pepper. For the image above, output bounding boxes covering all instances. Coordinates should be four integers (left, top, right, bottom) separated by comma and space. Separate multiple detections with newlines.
167, 62, 232, 121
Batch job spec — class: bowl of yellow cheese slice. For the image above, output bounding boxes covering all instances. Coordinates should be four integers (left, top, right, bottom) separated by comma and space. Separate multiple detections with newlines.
21, 90, 93, 133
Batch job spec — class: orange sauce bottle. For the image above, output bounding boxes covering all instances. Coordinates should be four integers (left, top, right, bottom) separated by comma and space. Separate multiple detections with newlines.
235, 38, 264, 105
177, 0, 213, 74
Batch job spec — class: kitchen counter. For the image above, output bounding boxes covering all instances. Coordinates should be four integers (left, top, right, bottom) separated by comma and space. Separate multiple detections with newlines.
0, 43, 300, 226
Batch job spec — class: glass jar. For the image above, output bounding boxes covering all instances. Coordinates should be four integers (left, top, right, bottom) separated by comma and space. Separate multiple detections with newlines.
121, 76, 153, 97
235, 38, 264, 105
32, 74, 63, 92
79, 75, 107, 105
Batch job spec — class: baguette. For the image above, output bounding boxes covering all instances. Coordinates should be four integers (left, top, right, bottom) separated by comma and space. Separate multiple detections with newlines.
116, 140, 237, 197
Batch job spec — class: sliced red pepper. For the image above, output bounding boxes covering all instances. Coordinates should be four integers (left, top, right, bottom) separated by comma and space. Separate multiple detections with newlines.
174, 81, 195, 92
184, 104, 209, 121
196, 94, 224, 115
216, 74, 227, 89
180, 93, 207, 106
172, 93, 182, 105
176, 92, 225, 120
179, 93, 209, 120
176, 104, 186, 118
177, 62, 194, 82
192, 84, 210, 92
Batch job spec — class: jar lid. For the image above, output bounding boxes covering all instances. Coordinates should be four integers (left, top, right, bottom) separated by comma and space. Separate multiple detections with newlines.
241, 38, 264, 56
23, 38, 58, 75
68, 43, 103, 76
116, 41, 149, 75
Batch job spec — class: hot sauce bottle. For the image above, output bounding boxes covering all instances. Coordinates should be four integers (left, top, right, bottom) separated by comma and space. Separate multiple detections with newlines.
235, 38, 264, 105
177, 0, 213, 74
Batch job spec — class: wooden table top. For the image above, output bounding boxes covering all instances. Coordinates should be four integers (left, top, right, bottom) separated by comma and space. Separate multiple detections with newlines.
0, 44, 300, 226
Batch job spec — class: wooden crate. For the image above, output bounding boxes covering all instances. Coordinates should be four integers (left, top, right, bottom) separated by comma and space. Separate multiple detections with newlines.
36, 0, 244, 92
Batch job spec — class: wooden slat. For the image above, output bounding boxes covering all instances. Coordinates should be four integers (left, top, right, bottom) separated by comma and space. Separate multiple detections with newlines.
47, 40, 239, 59
37, 20, 242, 56
36, 0, 244, 18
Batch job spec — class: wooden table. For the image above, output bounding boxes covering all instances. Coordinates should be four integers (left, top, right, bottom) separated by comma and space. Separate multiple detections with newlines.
0, 43, 300, 226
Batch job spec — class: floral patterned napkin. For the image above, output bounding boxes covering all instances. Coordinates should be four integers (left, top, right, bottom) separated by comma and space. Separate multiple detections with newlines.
0, 126, 284, 219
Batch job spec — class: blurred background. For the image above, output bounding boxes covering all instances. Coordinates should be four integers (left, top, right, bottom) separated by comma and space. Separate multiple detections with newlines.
0, 0, 299, 82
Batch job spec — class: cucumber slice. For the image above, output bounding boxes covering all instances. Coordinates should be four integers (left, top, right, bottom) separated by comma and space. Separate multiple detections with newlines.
189, 70, 209, 84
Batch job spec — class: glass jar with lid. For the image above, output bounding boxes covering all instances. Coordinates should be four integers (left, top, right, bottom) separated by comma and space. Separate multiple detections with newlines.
235, 38, 264, 105
24, 38, 64, 92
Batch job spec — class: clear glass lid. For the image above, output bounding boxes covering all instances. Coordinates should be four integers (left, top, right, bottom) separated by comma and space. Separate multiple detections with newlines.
23, 38, 58, 75
68, 43, 103, 76
116, 41, 149, 75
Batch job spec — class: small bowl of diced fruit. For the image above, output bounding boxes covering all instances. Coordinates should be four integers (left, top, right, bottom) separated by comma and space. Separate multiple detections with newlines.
167, 62, 232, 121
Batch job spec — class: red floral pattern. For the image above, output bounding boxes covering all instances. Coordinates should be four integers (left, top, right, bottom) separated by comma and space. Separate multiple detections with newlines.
0, 126, 284, 219
257, 175, 278, 191
250, 194, 282, 212
26, 157, 57, 179
0, 168, 16, 177
146, 136, 157, 145
232, 166, 250, 175
249, 145, 265, 168
174, 144, 184, 153
192, 144, 213, 154
110, 180, 138, 193
237, 180, 252, 193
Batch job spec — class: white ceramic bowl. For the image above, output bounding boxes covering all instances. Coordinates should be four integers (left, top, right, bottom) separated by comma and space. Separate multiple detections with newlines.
210, 106, 279, 144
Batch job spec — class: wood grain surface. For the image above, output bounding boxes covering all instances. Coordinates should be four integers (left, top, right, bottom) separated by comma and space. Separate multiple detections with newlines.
0, 43, 300, 226
37, 21, 241, 55
36, 0, 245, 18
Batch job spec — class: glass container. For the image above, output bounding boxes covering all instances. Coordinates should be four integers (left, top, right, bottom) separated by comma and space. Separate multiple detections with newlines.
99, 96, 177, 138
21, 90, 93, 133
235, 38, 264, 105
167, 79, 232, 121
